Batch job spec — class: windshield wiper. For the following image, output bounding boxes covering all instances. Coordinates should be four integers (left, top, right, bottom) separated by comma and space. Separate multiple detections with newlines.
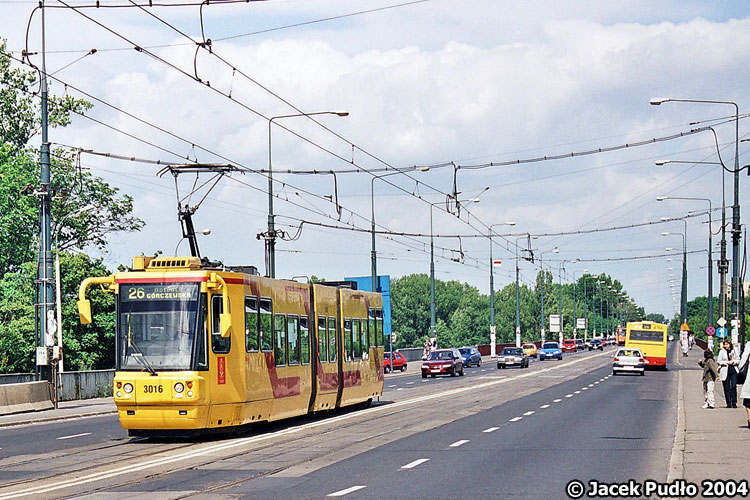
126, 314, 157, 376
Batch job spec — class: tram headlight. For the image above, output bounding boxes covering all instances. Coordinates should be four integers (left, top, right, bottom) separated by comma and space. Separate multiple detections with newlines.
174, 382, 185, 393
123, 383, 133, 394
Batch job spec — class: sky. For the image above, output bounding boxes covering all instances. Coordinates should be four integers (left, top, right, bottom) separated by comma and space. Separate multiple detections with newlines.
3, 0, 750, 323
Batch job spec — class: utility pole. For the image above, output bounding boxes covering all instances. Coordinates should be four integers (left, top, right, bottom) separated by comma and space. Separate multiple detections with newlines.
35, 1, 54, 382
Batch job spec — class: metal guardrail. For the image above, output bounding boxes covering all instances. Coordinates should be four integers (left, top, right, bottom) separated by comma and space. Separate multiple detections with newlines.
0, 370, 114, 401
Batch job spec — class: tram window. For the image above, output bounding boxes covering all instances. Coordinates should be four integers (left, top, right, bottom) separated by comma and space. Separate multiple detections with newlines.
361, 317, 369, 358
368, 309, 376, 347
287, 315, 300, 366
259, 298, 273, 352
328, 316, 337, 363
300, 316, 310, 365
245, 296, 259, 352
196, 294, 208, 370
318, 315, 327, 363
344, 319, 352, 361
376, 309, 384, 347
352, 319, 361, 360
211, 294, 231, 354
274, 314, 286, 366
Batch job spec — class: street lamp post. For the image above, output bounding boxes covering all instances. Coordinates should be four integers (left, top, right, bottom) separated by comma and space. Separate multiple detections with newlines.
662, 217, 688, 324
430, 198, 480, 342
514, 234, 532, 348
656, 159, 728, 325
489, 222, 516, 355
539, 247, 559, 343
267, 111, 348, 278
651, 97, 740, 346
658, 197, 714, 327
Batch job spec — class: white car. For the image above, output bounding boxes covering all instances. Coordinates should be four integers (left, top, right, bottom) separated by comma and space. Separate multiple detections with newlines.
612, 348, 646, 375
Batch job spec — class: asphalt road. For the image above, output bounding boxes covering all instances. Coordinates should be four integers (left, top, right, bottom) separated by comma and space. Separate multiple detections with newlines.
0, 345, 677, 499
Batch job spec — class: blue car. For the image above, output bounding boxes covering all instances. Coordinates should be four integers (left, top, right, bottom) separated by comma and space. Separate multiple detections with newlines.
458, 347, 482, 367
538, 341, 563, 361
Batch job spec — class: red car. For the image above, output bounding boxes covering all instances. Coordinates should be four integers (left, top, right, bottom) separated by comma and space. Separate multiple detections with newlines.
421, 349, 464, 378
384, 351, 407, 373
562, 339, 577, 352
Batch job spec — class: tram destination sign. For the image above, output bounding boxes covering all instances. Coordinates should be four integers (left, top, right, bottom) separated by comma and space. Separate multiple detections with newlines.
121, 283, 199, 302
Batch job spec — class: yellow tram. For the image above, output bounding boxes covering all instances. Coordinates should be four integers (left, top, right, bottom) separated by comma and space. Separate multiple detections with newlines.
77, 255, 384, 435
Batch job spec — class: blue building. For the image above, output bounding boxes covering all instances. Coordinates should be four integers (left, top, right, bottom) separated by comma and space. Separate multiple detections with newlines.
344, 275, 392, 342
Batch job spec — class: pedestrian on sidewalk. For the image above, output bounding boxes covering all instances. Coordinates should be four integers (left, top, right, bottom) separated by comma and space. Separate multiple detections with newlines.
717, 340, 739, 408
738, 343, 750, 428
698, 348, 719, 409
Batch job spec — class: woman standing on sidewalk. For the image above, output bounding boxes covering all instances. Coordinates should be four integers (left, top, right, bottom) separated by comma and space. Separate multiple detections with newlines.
739, 343, 750, 428
718, 340, 739, 408
699, 349, 719, 409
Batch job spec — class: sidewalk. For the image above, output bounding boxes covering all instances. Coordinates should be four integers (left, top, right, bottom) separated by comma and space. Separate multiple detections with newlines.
0, 396, 116, 428
671, 347, 750, 483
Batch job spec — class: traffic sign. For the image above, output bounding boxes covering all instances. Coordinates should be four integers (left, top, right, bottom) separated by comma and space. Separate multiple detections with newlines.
717, 327, 728, 338
717, 317, 727, 327
706, 326, 716, 336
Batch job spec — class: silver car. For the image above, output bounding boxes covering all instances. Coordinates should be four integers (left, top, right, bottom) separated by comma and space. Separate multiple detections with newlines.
612, 348, 646, 375
497, 347, 529, 369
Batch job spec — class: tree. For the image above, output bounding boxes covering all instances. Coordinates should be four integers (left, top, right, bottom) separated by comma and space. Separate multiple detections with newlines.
0, 41, 144, 372
0, 252, 115, 372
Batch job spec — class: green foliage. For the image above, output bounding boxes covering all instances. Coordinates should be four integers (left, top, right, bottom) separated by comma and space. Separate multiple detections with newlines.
390, 271, 657, 350
0, 41, 139, 373
0, 253, 115, 373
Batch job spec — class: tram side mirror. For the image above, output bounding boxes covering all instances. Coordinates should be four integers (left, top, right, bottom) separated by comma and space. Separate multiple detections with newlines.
78, 299, 92, 325
220, 312, 233, 338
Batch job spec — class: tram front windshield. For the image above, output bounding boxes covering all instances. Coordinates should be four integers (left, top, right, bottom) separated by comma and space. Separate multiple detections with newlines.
118, 283, 201, 371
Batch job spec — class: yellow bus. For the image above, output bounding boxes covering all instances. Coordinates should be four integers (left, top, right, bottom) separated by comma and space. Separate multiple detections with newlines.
625, 321, 668, 369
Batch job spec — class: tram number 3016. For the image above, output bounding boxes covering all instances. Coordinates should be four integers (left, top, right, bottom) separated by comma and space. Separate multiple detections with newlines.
143, 384, 164, 394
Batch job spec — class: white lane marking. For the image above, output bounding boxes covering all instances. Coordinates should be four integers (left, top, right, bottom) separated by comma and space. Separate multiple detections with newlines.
594, 381, 600, 385
483, 427, 499, 433
540, 404, 550, 409
1, 351, 608, 500
574, 391, 581, 394
582, 387, 588, 391
328, 485, 367, 497
509, 417, 523, 422
553, 398, 562, 403
406, 382, 414, 385
421, 379, 429, 382
565, 394, 574, 398
401, 458, 429, 469
523, 411, 535, 416
388, 384, 397, 388
57, 433, 91, 440
588, 384, 594, 387
397, 388, 403, 391
449, 440, 469, 448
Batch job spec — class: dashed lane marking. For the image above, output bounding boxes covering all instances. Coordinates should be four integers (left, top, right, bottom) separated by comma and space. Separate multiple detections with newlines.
509, 417, 523, 422
574, 391, 581, 394
553, 398, 562, 403
449, 440, 469, 448
388, 385, 397, 388
582, 387, 588, 390
540, 404, 550, 409
565, 394, 574, 398
328, 486, 367, 497
401, 458, 429, 469
57, 433, 91, 440
483, 427, 499, 433
406, 382, 414, 385
523, 411, 535, 416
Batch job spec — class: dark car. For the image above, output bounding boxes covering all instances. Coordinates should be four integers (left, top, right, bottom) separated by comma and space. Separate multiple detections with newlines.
538, 341, 563, 361
458, 347, 482, 367
421, 349, 464, 378
588, 338, 603, 351
497, 347, 529, 368
575, 339, 584, 351
384, 351, 407, 373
